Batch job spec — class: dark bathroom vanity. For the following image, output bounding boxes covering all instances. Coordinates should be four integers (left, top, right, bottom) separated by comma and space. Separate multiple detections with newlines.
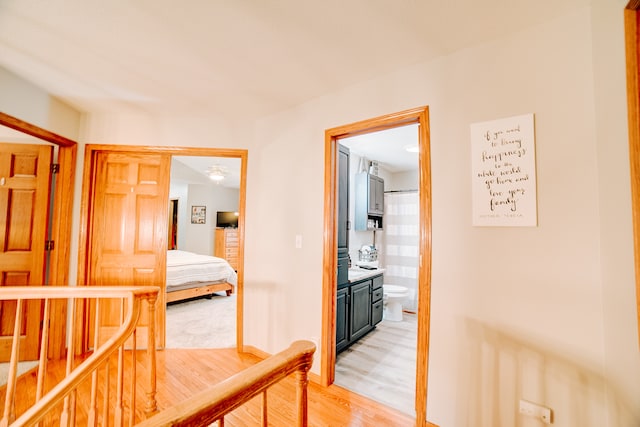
336, 271, 384, 354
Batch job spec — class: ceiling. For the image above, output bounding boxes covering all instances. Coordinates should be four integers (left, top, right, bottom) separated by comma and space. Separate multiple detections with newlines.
171, 156, 241, 189
341, 124, 419, 174
0, 0, 589, 120
0, 1, 589, 173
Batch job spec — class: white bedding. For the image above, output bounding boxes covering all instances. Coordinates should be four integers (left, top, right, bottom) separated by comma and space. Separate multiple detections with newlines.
166, 250, 237, 289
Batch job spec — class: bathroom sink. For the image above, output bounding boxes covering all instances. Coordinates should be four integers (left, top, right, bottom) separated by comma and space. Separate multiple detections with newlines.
348, 270, 368, 280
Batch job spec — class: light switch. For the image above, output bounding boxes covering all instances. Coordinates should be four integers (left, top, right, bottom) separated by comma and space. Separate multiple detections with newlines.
295, 234, 303, 248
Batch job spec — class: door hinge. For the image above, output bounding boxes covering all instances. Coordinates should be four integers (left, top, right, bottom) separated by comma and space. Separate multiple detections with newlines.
50, 163, 60, 174
45, 240, 55, 251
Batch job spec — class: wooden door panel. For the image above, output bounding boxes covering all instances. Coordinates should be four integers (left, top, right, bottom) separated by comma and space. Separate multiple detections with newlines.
101, 193, 127, 254
5, 190, 35, 251
136, 195, 161, 252
0, 300, 19, 335
0, 143, 52, 361
88, 151, 169, 348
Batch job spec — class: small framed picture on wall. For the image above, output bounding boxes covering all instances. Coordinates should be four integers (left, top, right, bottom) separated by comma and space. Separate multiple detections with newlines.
191, 206, 206, 224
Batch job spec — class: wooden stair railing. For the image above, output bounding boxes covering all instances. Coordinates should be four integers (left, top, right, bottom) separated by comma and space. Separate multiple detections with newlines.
138, 340, 316, 427
0, 286, 159, 427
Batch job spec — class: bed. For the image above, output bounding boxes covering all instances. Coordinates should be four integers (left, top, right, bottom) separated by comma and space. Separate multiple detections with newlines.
166, 250, 237, 303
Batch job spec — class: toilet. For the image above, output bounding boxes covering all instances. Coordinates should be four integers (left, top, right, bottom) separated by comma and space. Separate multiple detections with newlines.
382, 284, 409, 321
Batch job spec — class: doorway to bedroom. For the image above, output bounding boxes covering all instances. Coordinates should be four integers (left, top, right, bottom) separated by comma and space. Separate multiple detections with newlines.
165, 155, 242, 349
77, 145, 247, 352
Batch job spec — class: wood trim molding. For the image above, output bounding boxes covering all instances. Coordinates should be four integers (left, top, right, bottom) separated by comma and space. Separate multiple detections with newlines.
0, 112, 77, 147
625, 6, 640, 347
47, 144, 77, 358
320, 128, 338, 385
0, 112, 78, 360
321, 106, 432, 425
76, 144, 249, 353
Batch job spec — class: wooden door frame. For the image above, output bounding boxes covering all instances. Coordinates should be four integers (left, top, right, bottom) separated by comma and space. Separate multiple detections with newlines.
320, 106, 432, 424
625, 1, 640, 346
0, 111, 77, 360
77, 144, 248, 352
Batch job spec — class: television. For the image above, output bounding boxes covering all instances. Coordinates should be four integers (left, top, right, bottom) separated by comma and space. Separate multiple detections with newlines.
216, 211, 239, 228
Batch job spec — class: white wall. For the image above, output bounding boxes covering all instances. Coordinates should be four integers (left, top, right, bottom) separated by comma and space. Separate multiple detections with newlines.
183, 184, 239, 255
387, 169, 419, 193
0, 67, 80, 141
169, 158, 240, 255
243, 4, 639, 426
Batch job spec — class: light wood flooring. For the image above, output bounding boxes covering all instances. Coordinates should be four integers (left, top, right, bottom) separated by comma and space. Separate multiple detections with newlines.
1, 347, 416, 426
335, 313, 418, 416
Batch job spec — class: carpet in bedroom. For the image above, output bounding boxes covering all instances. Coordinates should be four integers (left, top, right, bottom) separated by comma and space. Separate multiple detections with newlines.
165, 293, 236, 349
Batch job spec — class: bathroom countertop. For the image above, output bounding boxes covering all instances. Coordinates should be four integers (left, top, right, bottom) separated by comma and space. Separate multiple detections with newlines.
347, 267, 385, 283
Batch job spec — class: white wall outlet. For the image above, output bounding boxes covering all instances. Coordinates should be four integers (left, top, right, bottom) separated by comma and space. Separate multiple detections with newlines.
519, 399, 552, 424
295, 234, 302, 248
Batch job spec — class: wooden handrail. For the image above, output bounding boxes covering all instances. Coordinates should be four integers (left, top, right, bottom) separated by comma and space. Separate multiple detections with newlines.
138, 340, 316, 427
1, 288, 314, 426
0, 286, 159, 301
0, 286, 159, 426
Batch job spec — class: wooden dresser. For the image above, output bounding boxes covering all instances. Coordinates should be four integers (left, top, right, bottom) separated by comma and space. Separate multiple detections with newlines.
214, 228, 239, 270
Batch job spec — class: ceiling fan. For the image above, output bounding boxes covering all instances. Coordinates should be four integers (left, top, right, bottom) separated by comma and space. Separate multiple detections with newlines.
206, 165, 228, 182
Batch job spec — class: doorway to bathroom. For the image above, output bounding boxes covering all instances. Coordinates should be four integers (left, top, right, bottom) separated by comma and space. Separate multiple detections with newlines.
333, 124, 420, 415
320, 106, 432, 425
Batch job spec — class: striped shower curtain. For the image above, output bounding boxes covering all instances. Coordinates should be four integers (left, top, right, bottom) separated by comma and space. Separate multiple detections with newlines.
381, 191, 419, 312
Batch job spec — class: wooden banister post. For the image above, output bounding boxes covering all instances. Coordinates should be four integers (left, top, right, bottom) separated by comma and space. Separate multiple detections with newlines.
145, 294, 158, 415
1, 299, 24, 427
295, 365, 310, 427
136, 340, 316, 427
261, 391, 268, 426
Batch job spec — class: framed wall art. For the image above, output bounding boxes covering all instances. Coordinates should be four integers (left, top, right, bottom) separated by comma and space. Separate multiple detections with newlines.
470, 113, 538, 226
191, 205, 206, 224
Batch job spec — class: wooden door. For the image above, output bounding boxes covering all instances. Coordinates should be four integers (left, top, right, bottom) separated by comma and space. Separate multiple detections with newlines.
87, 151, 170, 348
0, 143, 52, 361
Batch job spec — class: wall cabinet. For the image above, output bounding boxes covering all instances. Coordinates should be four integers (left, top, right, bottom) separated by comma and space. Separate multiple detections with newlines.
336, 273, 383, 354
354, 172, 384, 231
368, 174, 385, 215
214, 228, 239, 270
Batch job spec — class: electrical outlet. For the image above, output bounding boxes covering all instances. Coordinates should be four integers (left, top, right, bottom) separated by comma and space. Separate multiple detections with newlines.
540, 406, 552, 424
519, 399, 552, 424
519, 399, 536, 416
